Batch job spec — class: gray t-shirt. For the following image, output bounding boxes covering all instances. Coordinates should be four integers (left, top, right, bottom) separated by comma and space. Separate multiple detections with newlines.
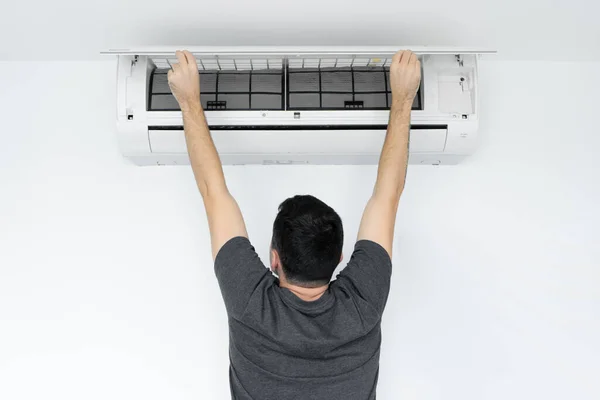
214, 237, 392, 400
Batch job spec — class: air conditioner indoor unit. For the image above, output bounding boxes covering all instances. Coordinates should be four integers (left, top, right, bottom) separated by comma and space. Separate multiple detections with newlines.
103, 47, 493, 166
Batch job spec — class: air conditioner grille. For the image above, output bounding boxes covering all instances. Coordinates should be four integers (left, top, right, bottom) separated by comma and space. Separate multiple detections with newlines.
150, 56, 392, 71
148, 66, 421, 111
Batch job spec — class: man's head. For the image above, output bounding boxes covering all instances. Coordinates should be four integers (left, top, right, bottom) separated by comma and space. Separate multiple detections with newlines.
271, 195, 343, 288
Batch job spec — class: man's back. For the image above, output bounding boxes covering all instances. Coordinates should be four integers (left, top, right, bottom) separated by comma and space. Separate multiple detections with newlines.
216, 237, 392, 400
166, 49, 419, 398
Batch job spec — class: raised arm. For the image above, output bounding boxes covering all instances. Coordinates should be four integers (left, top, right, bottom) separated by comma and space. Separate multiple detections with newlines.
357, 50, 421, 257
168, 50, 248, 259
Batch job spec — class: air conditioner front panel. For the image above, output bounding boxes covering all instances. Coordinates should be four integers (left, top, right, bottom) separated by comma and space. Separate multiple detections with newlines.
103, 46, 495, 57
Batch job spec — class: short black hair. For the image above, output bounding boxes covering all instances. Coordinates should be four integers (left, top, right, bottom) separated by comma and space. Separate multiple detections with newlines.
271, 195, 344, 287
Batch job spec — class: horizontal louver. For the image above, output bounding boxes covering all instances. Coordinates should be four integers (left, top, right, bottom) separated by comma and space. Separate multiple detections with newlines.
150, 56, 394, 71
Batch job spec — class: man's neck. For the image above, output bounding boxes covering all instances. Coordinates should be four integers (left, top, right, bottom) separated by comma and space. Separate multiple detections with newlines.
279, 281, 329, 302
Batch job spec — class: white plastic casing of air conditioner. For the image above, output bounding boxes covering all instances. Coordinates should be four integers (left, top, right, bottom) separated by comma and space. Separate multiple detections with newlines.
104, 46, 493, 166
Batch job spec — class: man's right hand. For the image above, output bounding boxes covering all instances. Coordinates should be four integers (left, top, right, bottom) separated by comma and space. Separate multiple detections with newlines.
389, 50, 421, 107
168, 50, 201, 112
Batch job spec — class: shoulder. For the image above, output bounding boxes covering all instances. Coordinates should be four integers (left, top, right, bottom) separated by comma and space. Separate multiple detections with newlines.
214, 236, 257, 270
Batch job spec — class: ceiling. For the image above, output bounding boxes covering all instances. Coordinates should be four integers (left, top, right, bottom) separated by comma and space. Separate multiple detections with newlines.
2, 0, 599, 61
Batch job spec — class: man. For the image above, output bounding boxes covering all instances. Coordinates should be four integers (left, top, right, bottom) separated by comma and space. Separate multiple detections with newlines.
168, 50, 421, 399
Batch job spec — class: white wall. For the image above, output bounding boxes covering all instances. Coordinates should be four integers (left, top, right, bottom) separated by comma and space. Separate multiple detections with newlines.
0, 60, 599, 399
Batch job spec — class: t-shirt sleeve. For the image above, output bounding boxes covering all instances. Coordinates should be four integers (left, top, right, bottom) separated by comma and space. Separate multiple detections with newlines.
333, 240, 393, 314
214, 236, 272, 319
